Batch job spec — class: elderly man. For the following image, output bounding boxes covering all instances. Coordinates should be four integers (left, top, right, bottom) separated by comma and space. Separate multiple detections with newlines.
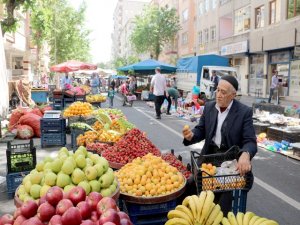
182, 75, 257, 214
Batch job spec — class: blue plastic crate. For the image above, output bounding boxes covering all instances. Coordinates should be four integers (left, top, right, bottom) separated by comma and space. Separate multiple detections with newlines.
31, 91, 48, 104
232, 190, 247, 214
129, 214, 167, 225
40, 118, 66, 133
6, 171, 30, 198
41, 132, 66, 148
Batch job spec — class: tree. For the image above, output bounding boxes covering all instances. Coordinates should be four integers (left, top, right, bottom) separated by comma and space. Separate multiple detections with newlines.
130, 5, 180, 60
113, 56, 140, 69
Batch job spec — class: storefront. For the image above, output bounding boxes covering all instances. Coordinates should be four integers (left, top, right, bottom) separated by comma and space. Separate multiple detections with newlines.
248, 54, 265, 96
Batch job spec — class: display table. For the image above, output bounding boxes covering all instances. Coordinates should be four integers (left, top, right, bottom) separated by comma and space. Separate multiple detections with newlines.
31, 89, 48, 104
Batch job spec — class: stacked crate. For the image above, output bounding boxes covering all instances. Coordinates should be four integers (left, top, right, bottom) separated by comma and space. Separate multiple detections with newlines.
52, 90, 63, 110
6, 140, 36, 198
64, 97, 75, 109
40, 118, 66, 148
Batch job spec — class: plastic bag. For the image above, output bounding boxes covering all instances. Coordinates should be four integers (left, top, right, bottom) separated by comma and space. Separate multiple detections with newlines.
17, 125, 34, 139
31, 108, 43, 117
8, 109, 24, 131
19, 113, 42, 137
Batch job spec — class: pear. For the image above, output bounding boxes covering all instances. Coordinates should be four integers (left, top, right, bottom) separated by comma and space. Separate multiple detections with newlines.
61, 160, 75, 175
71, 168, 86, 185
56, 173, 71, 188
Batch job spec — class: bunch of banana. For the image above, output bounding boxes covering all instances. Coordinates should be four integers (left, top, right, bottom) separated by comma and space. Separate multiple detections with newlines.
221, 211, 279, 225
166, 191, 223, 225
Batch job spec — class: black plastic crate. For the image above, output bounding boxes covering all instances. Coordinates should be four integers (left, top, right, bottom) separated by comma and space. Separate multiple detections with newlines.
6, 171, 30, 198
40, 118, 66, 133
267, 127, 284, 141
53, 99, 63, 110
129, 213, 167, 225
282, 131, 300, 143
71, 128, 87, 150
41, 132, 66, 148
91, 102, 102, 108
75, 95, 86, 102
253, 123, 269, 134
6, 140, 36, 173
64, 98, 74, 109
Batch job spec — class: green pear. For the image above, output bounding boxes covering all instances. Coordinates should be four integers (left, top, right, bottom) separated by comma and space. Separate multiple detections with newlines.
17, 185, 26, 196
99, 173, 114, 188
58, 154, 68, 161
64, 184, 75, 193
56, 173, 71, 188
19, 192, 29, 201
78, 181, 91, 195
44, 156, 53, 163
30, 184, 42, 199
24, 181, 32, 194
76, 146, 87, 157
71, 168, 86, 185
59, 147, 69, 156
61, 160, 75, 175
89, 154, 100, 165
113, 179, 118, 187
44, 172, 57, 186
75, 155, 87, 169
30, 172, 43, 184
22, 175, 31, 185
89, 180, 101, 192
85, 166, 98, 181
87, 152, 93, 158
100, 188, 112, 197
43, 162, 52, 171
109, 183, 117, 194
93, 164, 104, 177
74, 149, 85, 159
97, 157, 109, 173
66, 157, 77, 168
30, 169, 38, 174
50, 158, 63, 173
86, 158, 93, 166
36, 161, 45, 172
23, 195, 34, 202
40, 185, 51, 198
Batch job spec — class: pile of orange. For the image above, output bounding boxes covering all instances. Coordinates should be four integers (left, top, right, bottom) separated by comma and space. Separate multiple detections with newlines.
115, 153, 185, 197
63, 102, 93, 117
77, 131, 99, 146
201, 163, 217, 176
92, 121, 104, 131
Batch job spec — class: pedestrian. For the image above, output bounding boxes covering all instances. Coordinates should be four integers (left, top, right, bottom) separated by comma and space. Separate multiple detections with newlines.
268, 70, 280, 104
150, 67, 167, 119
120, 80, 129, 106
61, 73, 72, 90
111, 79, 116, 90
166, 85, 179, 115
98, 74, 102, 93
182, 75, 257, 215
107, 86, 115, 108
129, 76, 136, 94
210, 70, 219, 99
90, 73, 99, 94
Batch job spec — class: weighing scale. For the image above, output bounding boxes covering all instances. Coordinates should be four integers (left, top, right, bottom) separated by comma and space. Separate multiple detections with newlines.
43, 110, 62, 119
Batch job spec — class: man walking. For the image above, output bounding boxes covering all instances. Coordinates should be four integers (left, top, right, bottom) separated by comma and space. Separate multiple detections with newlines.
210, 70, 219, 99
268, 70, 280, 104
151, 67, 167, 119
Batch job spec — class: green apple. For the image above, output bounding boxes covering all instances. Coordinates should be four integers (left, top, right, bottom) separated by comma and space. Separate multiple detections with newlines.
22, 175, 31, 185
85, 166, 98, 181
89, 180, 101, 192
56, 173, 71, 188
17, 185, 26, 196
75, 155, 86, 169
44, 156, 53, 163
86, 158, 93, 166
50, 158, 63, 173
76, 146, 87, 157
30, 172, 43, 184
44, 172, 57, 186
61, 160, 75, 175
30, 184, 42, 199
59, 147, 69, 156
36, 161, 45, 172
19, 192, 29, 201
97, 157, 109, 173
93, 164, 104, 177
109, 183, 117, 194
24, 181, 32, 194
99, 172, 114, 188
100, 188, 112, 197
40, 185, 51, 198
78, 181, 91, 195
71, 168, 86, 185
64, 184, 75, 193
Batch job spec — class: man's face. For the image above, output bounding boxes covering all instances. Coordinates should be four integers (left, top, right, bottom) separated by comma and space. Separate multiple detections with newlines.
216, 80, 236, 108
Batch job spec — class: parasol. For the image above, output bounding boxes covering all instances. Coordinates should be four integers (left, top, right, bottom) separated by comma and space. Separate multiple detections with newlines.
50, 60, 97, 73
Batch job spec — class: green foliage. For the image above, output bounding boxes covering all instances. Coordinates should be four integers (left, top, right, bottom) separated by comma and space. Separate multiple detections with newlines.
130, 5, 180, 60
113, 56, 140, 69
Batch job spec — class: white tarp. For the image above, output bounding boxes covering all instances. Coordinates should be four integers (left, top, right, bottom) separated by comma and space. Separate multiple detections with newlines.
0, 25, 9, 117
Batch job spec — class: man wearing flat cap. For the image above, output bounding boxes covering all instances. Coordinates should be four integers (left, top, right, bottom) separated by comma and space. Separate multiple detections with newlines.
182, 75, 257, 215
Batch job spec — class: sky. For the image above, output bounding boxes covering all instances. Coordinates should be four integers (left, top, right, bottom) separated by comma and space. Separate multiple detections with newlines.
70, 0, 118, 64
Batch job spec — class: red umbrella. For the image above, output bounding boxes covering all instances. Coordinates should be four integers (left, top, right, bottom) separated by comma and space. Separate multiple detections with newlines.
50, 60, 97, 73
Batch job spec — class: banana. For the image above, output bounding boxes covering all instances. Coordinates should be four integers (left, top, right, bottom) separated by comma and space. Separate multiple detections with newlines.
243, 212, 256, 225
221, 217, 231, 225
167, 210, 192, 225
188, 195, 198, 220
200, 190, 215, 224
176, 205, 194, 223
237, 212, 244, 225
259, 220, 279, 225
183, 196, 191, 207
228, 212, 238, 225
249, 216, 260, 225
205, 204, 221, 225
165, 218, 190, 225
252, 218, 267, 225
191, 195, 201, 223
203, 202, 215, 225
197, 191, 207, 221
212, 211, 223, 225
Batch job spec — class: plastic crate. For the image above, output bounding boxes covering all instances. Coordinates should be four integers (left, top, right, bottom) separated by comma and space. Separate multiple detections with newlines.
91, 102, 102, 108
232, 189, 247, 214
6, 171, 30, 198
267, 127, 284, 141
64, 98, 74, 108
71, 128, 87, 150
253, 123, 269, 134
31, 91, 48, 104
74, 95, 86, 102
129, 213, 167, 225
41, 132, 66, 148
53, 98, 63, 110
282, 131, 300, 143
6, 140, 36, 173
40, 118, 66, 133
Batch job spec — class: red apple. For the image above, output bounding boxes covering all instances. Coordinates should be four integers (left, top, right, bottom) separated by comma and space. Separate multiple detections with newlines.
61, 207, 82, 225
63, 192, 69, 199
49, 215, 62, 225
20, 217, 43, 225
13, 215, 26, 225
120, 219, 133, 225
90, 211, 98, 222
46, 186, 64, 207
117, 212, 130, 221
68, 186, 86, 206
37, 202, 55, 222
38, 196, 47, 206
0, 214, 14, 225
81, 220, 95, 225
13, 208, 21, 219
77, 201, 91, 220
98, 209, 120, 225
20, 200, 38, 218
87, 192, 103, 211
56, 199, 73, 216
96, 197, 117, 216
102, 222, 116, 225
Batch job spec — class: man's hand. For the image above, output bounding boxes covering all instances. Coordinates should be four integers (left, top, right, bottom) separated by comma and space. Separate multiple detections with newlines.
182, 125, 194, 141
236, 152, 251, 176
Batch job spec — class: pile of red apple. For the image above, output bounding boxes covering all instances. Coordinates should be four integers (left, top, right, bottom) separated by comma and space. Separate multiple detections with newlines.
162, 153, 192, 179
86, 143, 111, 155
0, 186, 132, 225
101, 128, 161, 165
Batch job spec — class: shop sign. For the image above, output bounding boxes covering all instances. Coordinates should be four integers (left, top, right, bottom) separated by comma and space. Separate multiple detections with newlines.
294, 46, 300, 57
220, 41, 248, 56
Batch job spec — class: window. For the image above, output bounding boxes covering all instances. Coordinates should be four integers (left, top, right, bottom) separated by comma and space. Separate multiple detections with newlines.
234, 6, 250, 34
182, 32, 188, 45
199, 2, 203, 16
204, 0, 210, 13
204, 29, 209, 43
212, 0, 218, 9
210, 26, 216, 41
198, 31, 203, 44
182, 9, 189, 22
220, 0, 231, 6
269, 1, 276, 24
287, 0, 300, 19
255, 5, 265, 28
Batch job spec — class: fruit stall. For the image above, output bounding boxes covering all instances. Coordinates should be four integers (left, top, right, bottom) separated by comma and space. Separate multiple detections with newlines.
1, 102, 281, 225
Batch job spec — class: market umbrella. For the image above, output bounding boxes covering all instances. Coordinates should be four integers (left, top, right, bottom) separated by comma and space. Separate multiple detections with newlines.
50, 60, 97, 73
